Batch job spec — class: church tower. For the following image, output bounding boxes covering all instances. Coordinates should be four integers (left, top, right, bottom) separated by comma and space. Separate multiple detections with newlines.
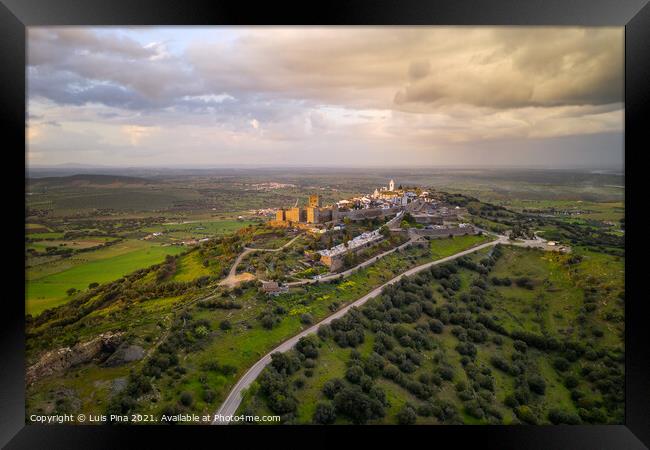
389, 179, 395, 191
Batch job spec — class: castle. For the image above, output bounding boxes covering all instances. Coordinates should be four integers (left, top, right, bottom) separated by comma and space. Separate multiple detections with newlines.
274, 188, 402, 227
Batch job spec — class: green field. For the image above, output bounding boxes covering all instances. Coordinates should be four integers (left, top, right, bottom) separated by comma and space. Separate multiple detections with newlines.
23, 169, 625, 425
496, 199, 624, 224
142, 219, 258, 240
26, 240, 185, 315
429, 234, 490, 259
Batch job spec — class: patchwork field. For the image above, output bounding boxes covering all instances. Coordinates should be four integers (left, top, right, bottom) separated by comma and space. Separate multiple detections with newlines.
26, 240, 185, 315
24, 168, 625, 426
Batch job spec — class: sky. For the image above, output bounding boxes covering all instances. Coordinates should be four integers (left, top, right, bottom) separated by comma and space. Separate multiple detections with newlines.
26, 27, 624, 169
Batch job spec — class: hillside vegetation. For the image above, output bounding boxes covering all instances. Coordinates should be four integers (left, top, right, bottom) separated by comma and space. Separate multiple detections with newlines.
238, 245, 624, 425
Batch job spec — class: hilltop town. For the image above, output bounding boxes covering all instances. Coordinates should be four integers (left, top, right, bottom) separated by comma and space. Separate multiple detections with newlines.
268, 179, 475, 272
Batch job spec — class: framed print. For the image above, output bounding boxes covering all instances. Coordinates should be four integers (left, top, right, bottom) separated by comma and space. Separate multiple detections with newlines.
1, 0, 649, 448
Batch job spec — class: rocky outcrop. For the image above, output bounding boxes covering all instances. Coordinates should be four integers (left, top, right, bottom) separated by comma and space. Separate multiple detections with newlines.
26, 331, 124, 385
103, 344, 144, 367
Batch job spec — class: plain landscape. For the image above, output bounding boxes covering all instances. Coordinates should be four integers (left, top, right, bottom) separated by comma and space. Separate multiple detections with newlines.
24, 25, 625, 427
25, 167, 624, 425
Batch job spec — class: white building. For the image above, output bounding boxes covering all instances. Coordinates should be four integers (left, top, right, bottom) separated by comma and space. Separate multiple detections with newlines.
389, 179, 395, 191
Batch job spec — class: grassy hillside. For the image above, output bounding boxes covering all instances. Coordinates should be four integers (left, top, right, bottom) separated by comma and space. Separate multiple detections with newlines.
25, 234, 491, 420
27, 240, 185, 315
238, 245, 624, 425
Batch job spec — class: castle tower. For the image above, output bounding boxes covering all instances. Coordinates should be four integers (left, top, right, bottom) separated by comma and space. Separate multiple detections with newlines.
389, 179, 395, 191
309, 194, 322, 208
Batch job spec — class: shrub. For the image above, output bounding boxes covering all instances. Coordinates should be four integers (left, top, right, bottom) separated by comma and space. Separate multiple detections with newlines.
203, 389, 216, 403
180, 392, 193, 407
194, 325, 209, 338
333, 386, 385, 424
528, 375, 546, 395
514, 405, 538, 424
548, 408, 582, 425
490, 355, 511, 373
564, 375, 579, 389
463, 399, 485, 419
439, 366, 454, 381
322, 378, 345, 400
346, 366, 365, 384
429, 319, 444, 334
396, 405, 417, 425
513, 340, 528, 353
270, 352, 301, 375
553, 357, 570, 372
313, 402, 336, 425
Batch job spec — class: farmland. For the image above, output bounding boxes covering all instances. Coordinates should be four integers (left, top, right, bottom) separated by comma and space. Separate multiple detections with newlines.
27, 240, 186, 315
24, 167, 624, 426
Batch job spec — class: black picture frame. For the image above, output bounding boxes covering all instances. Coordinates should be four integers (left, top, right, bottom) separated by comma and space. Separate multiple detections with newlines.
2, 1, 648, 448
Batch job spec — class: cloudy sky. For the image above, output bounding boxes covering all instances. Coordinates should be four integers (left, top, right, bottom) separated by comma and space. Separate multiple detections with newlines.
26, 27, 624, 168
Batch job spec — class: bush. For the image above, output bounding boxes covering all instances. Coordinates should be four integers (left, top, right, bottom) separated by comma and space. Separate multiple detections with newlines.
513, 340, 528, 353
564, 374, 579, 389
527, 375, 546, 395
429, 319, 444, 334
260, 313, 278, 329
439, 366, 454, 381
322, 378, 345, 400
553, 357, 570, 372
463, 399, 485, 419
192, 325, 208, 338
313, 402, 336, 425
333, 386, 385, 424
270, 352, 301, 375
346, 366, 365, 384
548, 408, 582, 425
514, 405, 538, 424
203, 389, 216, 403
296, 335, 320, 359
179, 392, 193, 407
219, 320, 232, 331
396, 405, 417, 425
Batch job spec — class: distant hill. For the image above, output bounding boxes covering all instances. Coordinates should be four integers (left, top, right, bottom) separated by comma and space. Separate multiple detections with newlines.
27, 174, 158, 188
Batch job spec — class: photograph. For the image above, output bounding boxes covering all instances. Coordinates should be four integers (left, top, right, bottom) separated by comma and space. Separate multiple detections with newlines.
22, 25, 629, 428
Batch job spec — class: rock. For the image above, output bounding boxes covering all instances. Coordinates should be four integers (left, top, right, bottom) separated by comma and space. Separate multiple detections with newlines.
26, 331, 124, 385
110, 377, 128, 396
103, 344, 145, 367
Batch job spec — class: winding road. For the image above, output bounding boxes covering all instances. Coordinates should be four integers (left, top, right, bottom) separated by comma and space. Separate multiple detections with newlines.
211, 234, 506, 424
221, 233, 305, 284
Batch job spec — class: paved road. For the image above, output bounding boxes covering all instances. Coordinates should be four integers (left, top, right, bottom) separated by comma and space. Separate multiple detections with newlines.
211, 235, 505, 424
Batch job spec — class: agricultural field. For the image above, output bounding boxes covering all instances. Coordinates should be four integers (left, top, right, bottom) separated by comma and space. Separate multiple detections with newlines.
27, 236, 119, 253
142, 219, 260, 240
26, 240, 185, 315
24, 167, 625, 426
